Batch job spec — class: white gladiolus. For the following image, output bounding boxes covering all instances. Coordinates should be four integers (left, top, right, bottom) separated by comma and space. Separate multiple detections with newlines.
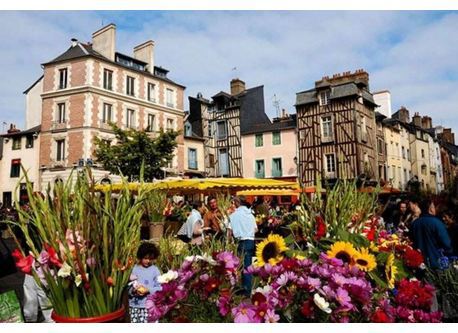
75, 274, 82, 287
157, 270, 179, 284
57, 262, 72, 278
313, 293, 332, 314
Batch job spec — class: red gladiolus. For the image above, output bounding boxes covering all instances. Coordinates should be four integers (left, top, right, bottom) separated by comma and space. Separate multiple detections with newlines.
12, 249, 34, 275
44, 244, 63, 268
106, 276, 114, 286
371, 309, 393, 323
366, 227, 376, 242
314, 215, 326, 241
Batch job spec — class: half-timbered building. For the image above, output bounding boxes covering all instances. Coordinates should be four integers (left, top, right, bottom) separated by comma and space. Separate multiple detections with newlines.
295, 70, 378, 186
188, 79, 271, 177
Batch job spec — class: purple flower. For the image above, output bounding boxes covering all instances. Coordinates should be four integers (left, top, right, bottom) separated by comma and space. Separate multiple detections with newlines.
86, 257, 96, 268
38, 250, 49, 266
335, 287, 353, 310
264, 309, 280, 323
306, 277, 321, 290
216, 251, 240, 270
275, 271, 297, 287
232, 303, 257, 323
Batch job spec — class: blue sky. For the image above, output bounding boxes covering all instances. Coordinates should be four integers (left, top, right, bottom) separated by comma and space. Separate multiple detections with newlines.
0, 11, 457, 136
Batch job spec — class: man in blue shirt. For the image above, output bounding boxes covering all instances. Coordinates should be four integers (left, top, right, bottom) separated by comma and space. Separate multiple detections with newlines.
411, 198, 452, 269
228, 196, 257, 296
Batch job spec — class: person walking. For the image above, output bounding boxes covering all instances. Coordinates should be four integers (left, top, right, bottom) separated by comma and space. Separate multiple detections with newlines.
227, 196, 257, 296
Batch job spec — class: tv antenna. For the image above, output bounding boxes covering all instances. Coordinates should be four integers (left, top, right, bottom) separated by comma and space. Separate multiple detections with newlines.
272, 94, 281, 118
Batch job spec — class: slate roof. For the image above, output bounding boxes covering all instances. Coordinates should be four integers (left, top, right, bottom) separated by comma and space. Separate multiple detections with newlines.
42, 43, 185, 88
295, 82, 376, 107
239, 86, 272, 135
242, 114, 297, 135
0, 125, 41, 138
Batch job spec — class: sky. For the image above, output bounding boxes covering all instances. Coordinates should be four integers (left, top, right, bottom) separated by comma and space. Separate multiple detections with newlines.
0, 11, 457, 136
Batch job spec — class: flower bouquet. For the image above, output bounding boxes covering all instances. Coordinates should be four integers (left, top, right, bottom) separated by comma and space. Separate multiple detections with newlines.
10, 169, 147, 320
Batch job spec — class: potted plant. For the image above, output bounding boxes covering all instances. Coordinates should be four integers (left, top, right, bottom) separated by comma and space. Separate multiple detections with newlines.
143, 190, 168, 241
10, 169, 147, 322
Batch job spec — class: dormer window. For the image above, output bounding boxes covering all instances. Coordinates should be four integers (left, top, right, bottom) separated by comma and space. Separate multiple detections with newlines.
319, 90, 331, 106
185, 122, 192, 137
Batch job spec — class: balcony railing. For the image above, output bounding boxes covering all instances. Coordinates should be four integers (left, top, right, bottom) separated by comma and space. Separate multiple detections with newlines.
51, 121, 68, 131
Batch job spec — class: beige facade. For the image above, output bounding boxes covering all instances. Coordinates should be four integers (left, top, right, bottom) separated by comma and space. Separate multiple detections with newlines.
384, 125, 403, 189
242, 127, 297, 179
36, 24, 185, 188
0, 128, 40, 206
409, 128, 431, 191
183, 137, 206, 177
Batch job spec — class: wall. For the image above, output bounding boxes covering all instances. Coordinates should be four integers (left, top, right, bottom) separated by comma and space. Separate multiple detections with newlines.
242, 128, 297, 178
373, 91, 392, 118
183, 139, 205, 173
25, 78, 43, 129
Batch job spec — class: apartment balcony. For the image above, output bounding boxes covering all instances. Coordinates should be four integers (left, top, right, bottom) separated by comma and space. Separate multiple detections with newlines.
51, 121, 68, 132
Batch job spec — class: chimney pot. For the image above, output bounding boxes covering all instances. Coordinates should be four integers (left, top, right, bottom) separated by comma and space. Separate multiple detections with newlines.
71, 38, 78, 47
230, 78, 245, 96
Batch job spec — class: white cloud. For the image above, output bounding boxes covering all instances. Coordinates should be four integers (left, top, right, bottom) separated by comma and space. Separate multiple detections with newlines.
0, 11, 456, 136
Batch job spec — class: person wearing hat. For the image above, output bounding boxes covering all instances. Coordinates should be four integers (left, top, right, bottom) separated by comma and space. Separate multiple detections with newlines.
227, 196, 257, 296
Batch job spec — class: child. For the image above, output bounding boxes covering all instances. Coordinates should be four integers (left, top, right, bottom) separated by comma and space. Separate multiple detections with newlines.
129, 242, 161, 323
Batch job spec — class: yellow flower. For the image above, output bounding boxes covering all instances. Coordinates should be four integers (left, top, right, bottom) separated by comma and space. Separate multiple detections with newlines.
354, 248, 377, 272
385, 253, 398, 289
255, 234, 288, 267
327, 241, 358, 264
369, 242, 379, 253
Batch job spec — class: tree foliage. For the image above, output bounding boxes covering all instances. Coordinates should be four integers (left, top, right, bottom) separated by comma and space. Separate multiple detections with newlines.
94, 124, 180, 181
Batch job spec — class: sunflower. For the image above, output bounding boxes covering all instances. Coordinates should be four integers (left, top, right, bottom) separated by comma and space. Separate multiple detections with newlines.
354, 248, 377, 272
327, 241, 358, 264
256, 234, 288, 266
385, 253, 398, 289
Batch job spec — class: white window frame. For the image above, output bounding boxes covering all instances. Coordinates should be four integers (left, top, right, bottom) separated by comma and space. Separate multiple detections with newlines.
147, 113, 155, 132
147, 82, 156, 102
103, 69, 113, 91
188, 148, 198, 170
59, 68, 68, 89
321, 115, 333, 142
166, 118, 175, 131
56, 139, 66, 162
166, 88, 175, 108
102, 103, 112, 124
319, 90, 331, 106
126, 76, 135, 96
126, 109, 136, 129
324, 153, 336, 177
216, 120, 227, 140
57, 103, 66, 123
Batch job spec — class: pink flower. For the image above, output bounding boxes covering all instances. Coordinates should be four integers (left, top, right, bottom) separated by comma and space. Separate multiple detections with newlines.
232, 303, 257, 323
264, 309, 280, 323
216, 251, 240, 270
335, 287, 353, 310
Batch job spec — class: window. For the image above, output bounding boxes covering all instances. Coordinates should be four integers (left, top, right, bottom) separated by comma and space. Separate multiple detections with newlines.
407, 149, 411, 161
421, 164, 427, 175
272, 158, 282, 177
377, 138, 384, 154
184, 122, 192, 137
255, 133, 263, 147
57, 103, 66, 123
126, 109, 136, 129
325, 154, 336, 174
26, 135, 34, 149
319, 90, 331, 106
166, 118, 174, 131
402, 146, 406, 159
255, 160, 265, 178
166, 88, 174, 108
10, 159, 21, 178
126, 76, 135, 96
56, 139, 65, 161
404, 168, 407, 184
147, 83, 156, 102
216, 121, 227, 140
103, 69, 113, 90
209, 154, 215, 167
102, 103, 112, 124
207, 121, 213, 137
188, 148, 197, 170
218, 149, 229, 176
272, 131, 281, 145
12, 137, 21, 150
421, 149, 425, 158
59, 68, 68, 89
321, 116, 333, 141
147, 114, 155, 132
361, 116, 367, 142
2, 192, 12, 208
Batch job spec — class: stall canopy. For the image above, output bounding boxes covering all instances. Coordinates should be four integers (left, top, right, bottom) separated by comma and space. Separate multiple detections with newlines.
96, 178, 300, 194
236, 186, 322, 197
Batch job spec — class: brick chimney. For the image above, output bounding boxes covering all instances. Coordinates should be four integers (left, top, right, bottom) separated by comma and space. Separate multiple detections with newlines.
441, 128, 455, 145
7, 124, 20, 134
133, 40, 154, 74
421, 116, 432, 129
92, 23, 116, 61
392, 106, 410, 123
230, 78, 245, 96
315, 69, 369, 89
412, 112, 422, 128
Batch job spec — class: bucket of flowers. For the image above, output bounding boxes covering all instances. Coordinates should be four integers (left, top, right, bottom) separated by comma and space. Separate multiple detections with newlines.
10, 169, 147, 322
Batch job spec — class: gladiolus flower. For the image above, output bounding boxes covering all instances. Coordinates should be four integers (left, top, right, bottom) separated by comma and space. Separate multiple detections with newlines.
107, 276, 114, 286
57, 262, 72, 278
12, 249, 34, 275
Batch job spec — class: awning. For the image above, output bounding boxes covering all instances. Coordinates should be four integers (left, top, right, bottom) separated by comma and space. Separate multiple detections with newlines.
95, 178, 299, 194
236, 186, 321, 197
